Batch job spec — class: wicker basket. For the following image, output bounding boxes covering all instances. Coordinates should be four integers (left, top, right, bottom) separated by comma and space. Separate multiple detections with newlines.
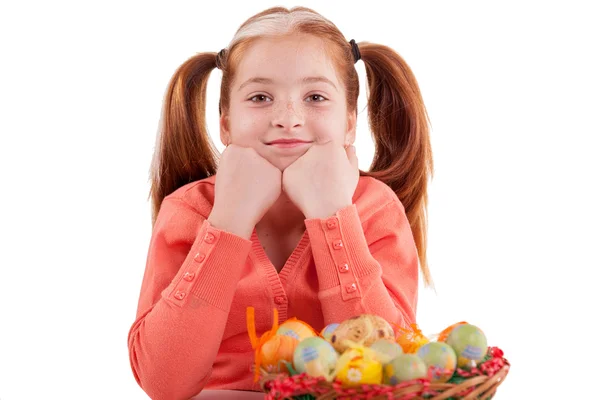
258, 347, 510, 400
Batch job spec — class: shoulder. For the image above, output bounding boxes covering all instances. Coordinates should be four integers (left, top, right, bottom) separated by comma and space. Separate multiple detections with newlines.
353, 175, 404, 220
162, 174, 217, 218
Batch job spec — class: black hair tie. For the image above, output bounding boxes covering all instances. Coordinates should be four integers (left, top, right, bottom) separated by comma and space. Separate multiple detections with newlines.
349, 39, 361, 63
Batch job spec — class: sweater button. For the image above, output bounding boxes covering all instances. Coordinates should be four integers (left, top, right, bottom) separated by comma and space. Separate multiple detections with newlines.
183, 272, 195, 281
194, 253, 206, 262
274, 296, 286, 305
204, 233, 215, 243
339, 263, 350, 273
333, 240, 344, 250
174, 290, 186, 300
346, 283, 357, 293
326, 218, 338, 229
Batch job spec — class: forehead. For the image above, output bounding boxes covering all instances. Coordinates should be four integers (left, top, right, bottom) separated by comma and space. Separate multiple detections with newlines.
236, 35, 339, 85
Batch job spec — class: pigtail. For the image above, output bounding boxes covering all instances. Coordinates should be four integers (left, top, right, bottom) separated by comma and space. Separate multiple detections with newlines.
359, 42, 434, 287
149, 52, 222, 227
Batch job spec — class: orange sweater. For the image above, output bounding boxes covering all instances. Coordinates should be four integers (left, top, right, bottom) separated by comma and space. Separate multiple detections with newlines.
127, 174, 418, 400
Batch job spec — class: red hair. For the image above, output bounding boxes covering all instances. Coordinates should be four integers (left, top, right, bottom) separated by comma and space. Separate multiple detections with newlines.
148, 6, 434, 286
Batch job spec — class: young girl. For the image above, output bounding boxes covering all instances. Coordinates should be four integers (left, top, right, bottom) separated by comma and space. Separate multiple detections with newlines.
128, 6, 433, 399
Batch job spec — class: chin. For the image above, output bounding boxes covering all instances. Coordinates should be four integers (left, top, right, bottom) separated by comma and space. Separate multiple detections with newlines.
272, 158, 296, 172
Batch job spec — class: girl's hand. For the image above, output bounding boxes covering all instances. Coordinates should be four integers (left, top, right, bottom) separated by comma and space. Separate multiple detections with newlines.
210, 144, 282, 236
282, 142, 359, 219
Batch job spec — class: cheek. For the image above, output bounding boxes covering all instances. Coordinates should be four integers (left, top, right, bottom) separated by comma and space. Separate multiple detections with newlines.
307, 108, 347, 144
233, 112, 266, 140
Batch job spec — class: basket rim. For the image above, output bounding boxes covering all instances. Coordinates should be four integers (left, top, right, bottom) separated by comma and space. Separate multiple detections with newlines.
259, 364, 510, 400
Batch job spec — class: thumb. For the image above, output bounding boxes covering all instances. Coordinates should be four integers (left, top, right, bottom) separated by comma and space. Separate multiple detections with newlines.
346, 145, 358, 168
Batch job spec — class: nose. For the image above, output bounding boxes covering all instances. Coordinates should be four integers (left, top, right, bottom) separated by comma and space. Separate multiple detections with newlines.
271, 100, 304, 131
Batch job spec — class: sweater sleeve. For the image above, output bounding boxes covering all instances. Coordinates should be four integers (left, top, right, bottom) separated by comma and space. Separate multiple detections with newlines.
304, 199, 418, 329
127, 196, 252, 400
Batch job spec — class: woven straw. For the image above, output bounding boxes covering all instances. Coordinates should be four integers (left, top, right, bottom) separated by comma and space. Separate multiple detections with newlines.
258, 363, 509, 400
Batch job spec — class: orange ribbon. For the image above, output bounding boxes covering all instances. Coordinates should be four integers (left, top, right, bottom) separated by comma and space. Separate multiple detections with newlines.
246, 307, 280, 382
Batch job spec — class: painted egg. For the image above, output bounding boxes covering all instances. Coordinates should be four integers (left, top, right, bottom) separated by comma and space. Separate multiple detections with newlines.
383, 354, 427, 385
277, 318, 317, 342
334, 346, 382, 385
383, 354, 428, 385
320, 323, 339, 342
293, 336, 339, 380
417, 342, 457, 382
438, 321, 468, 342
259, 334, 299, 373
369, 339, 404, 364
331, 314, 395, 353
446, 324, 488, 368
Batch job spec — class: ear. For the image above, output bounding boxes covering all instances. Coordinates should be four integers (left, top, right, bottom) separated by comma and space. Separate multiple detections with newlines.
220, 114, 230, 146
345, 110, 357, 146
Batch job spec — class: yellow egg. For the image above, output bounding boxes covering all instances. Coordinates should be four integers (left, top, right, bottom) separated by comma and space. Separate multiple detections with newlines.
334, 346, 382, 385
277, 318, 317, 342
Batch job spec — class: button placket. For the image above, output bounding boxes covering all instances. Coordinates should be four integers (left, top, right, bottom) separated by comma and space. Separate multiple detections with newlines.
171, 228, 219, 305
323, 218, 361, 300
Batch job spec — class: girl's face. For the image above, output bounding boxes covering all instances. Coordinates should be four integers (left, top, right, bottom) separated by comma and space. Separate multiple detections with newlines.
221, 34, 356, 171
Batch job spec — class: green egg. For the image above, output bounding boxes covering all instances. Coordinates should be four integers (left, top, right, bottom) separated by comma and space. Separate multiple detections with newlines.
369, 339, 403, 364
446, 324, 488, 368
417, 342, 457, 382
383, 354, 427, 385
293, 336, 338, 378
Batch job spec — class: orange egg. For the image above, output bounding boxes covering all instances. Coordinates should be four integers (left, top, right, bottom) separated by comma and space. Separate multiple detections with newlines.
259, 334, 299, 372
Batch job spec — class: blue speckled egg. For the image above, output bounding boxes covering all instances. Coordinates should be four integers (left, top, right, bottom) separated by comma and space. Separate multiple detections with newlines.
293, 336, 339, 380
320, 323, 339, 342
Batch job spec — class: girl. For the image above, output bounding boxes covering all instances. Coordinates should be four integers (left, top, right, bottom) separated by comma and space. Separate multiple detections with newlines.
128, 6, 433, 400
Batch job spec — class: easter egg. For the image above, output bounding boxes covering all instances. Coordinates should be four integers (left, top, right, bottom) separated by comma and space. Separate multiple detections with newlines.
438, 321, 468, 342
293, 336, 338, 380
417, 342, 457, 382
331, 314, 395, 353
383, 354, 428, 385
259, 334, 299, 373
396, 324, 430, 354
334, 346, 382, 385
369, 339, 404, 364
320, 323, 339, 342
446, 324, 488, 368
277, 318, 317, 342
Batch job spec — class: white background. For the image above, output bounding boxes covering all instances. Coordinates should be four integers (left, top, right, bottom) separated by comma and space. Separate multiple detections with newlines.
1, 1, 598, 399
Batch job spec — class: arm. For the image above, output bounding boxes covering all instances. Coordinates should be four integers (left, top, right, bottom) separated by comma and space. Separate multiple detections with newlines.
304, 199, 418, 328
127, 196, 252, 400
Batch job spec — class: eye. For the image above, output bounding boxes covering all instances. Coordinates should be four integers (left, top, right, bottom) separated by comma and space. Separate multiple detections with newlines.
306, 94, 327, 102
249, 94, 272, 103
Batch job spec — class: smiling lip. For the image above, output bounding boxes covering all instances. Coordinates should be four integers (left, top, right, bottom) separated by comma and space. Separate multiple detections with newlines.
267, 139, 312, 148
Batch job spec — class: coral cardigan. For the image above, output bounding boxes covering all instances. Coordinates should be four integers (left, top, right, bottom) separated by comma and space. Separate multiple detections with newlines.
127, 174, 418, 400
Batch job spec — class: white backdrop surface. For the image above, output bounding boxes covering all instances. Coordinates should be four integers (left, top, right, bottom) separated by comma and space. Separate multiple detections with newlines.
0, 1, 598, 399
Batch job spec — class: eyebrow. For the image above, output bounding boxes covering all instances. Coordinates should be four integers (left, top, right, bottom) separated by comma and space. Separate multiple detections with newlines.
237, 76, 338, 92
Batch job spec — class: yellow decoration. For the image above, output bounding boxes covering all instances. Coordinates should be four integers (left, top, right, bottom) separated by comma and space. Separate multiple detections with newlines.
334, 343, 382, 385
393, 323, 429, 353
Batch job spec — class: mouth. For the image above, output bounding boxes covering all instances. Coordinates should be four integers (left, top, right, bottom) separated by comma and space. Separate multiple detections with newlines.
266, 140, 313, 148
